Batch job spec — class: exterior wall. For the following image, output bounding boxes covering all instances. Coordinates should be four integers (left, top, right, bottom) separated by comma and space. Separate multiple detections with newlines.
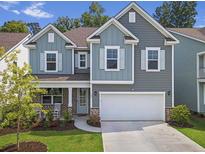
172, 33, 205, 112
0, 43, 29, 74
74, 50, 90, 74
91, 8, 172, 108
199, 83, 205, 112
29, 29, 72, 74
92, 24, 133, 81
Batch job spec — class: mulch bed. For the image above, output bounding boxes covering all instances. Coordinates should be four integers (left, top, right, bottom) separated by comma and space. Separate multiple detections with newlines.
0, 120, 76, 136
87, 120, 101, 128
32, 120, 76, 131
0, 141, 47, 152
168, 121, 193, 128
0, 128, 29, 136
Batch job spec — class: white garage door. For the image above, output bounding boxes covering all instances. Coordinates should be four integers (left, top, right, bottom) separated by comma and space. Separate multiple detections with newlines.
100, 92, 165, 121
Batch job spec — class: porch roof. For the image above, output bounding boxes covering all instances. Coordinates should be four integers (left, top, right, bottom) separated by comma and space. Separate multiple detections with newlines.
34, 74, 90, 81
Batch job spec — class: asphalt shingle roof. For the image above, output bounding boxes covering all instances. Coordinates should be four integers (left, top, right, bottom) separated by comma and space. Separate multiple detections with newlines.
0, 32, 29, 52
64, 27, 97, 48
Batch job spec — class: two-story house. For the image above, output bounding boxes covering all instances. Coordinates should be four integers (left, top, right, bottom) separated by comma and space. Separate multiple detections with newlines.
23, 2, 179, 121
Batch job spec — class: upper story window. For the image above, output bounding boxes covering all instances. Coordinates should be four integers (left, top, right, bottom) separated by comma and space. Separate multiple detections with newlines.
42, 88, 63, 104
78, 52, 87, 69
105, 46, 120, 71
146, 47, 160, 72
48, 33, 54, 43
45, 51, 58, 72
129, 12, 136, 23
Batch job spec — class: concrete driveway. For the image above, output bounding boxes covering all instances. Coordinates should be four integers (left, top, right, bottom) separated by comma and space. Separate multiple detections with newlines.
101, 121, 205, 152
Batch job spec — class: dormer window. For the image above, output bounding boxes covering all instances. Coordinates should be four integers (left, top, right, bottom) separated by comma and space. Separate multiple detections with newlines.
48, 33, 54, 43
129, 12, 136, 23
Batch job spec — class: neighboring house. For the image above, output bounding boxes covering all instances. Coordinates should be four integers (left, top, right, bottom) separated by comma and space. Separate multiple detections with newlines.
24, 2, 179, 121
0, 32, 31, 75
168, 28, 205, 113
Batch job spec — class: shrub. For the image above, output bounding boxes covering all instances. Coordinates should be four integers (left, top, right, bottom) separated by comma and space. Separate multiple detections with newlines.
170, 105, 191, 126
89, 113, 100, 125
45, 109, 53, 127
63, 111, 71, 123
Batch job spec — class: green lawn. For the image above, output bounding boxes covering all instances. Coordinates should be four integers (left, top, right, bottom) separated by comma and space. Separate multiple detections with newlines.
0, 129, 103, 152
175, 116, 205, 148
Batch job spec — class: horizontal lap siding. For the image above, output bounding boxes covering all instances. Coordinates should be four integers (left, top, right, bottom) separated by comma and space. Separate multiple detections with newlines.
92, 9, 173, 108
172, 33, 205, 112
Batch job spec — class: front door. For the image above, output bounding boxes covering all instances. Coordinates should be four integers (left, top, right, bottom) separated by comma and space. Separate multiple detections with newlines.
77, 88, 88, 114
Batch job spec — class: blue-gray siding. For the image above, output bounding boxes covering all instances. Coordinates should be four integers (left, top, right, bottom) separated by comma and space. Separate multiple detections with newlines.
172, 33, 205, 112
30, 29, 72, 74
92, 9, 172, 108
92, 25, 132, 81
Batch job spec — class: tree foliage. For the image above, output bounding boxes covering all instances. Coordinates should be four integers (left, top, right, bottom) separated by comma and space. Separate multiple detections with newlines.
27, 22, 41, 34
0, 21, 29, 33
81, 2, 109, 27
0, 50, 46, 150
153, 1, 197, 28
53, 16, 81, 32
0, 47, 5, 58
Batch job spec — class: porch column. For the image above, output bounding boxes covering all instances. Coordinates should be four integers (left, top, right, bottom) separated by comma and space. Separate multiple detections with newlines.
68, 87, 72, 107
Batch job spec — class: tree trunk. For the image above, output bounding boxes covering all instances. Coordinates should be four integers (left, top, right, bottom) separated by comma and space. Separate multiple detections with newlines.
17, 117, 20, 151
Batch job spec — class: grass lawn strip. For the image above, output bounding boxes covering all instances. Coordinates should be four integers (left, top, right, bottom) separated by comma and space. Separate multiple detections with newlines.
0, 129, 103, 152
175, 116, 205, 148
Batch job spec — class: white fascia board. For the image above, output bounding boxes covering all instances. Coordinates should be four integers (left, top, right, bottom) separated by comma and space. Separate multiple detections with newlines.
87, 18, 139, 43
90, 80, 134, 84
0, 34, 31, 61
169, 30, 205, 44
99, 91, 166, 95
115, 2, 179, 43
25, 24, 77, 47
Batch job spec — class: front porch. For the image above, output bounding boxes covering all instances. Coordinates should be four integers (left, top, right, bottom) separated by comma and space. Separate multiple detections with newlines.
39, 87, 90, 118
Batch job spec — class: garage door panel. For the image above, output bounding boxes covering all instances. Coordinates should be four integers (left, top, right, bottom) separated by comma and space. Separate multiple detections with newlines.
100, 93, 165, 121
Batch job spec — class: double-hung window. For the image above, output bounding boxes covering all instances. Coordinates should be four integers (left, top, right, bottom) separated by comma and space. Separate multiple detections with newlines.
78, 52, 87, 69
45, 51, 58, 72
105, 46, 120, 71
42, 88, 63, 104
146, 47, 160, 72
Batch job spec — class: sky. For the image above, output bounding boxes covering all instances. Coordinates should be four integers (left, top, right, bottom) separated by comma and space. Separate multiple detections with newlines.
0, 1, 205, 28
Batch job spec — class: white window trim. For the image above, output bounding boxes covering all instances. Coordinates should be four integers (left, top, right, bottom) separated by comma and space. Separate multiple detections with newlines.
78, 52, 88, 69
129, 12, 136, 23
146, 47, 160, 72
48, 33, 54, 43
105, 46, 120, 71
45, 51, 58, 72
41, 89, 63, 105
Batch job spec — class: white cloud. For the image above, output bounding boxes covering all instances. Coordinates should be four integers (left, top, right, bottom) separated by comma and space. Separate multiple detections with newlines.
11, 9, 20, 14
0, 1, 20, 15
22, 2, 53, 18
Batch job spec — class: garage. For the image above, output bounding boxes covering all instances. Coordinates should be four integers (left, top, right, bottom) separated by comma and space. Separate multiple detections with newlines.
99, 92, 165, 121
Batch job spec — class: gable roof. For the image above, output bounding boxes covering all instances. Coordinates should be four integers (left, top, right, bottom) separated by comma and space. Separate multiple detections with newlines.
25, 24, 77, 47
115, 2, 179, 44
87, 18, 139, 43
168, 28, 205, 44
0, 32, 30, 52
64, 27, 97, 48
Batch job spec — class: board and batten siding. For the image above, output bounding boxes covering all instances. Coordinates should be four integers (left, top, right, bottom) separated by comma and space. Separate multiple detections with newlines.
172, 33, 205, 112
74, 50, 90, 74
30, 29, 72, 74
92, 9, 172, 108
92, 24, 133, 81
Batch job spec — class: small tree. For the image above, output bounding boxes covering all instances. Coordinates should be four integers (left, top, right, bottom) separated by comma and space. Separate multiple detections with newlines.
0, 50, 46, 151
0, 46, 5, 58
